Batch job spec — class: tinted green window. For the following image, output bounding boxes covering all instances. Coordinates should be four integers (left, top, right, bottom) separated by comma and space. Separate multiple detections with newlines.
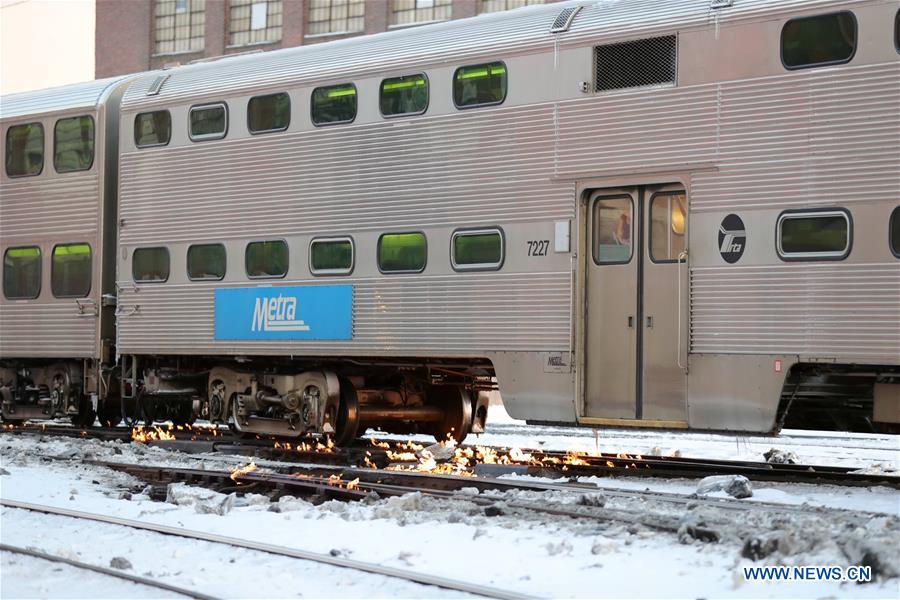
248, 92, 290, 133
311, 84, 357, 125
54, 115, 94, 173
246, 240, 288, 278
190, 103, 227, 140
3, 246, 41, 299
453, 230, 503, 270
310, 238, 353, 274
778, 212, 850, 259
782, 12, 856, 69
187, 244, 226, 281
52, 243, 92, 297
378, 233, 426, 273
453, 62, 507, 108
132, 247, 169, 283
380, 74, 428, 117
134, 110, 171, 147
5, 123, 43, 177
890, 206, 900, 258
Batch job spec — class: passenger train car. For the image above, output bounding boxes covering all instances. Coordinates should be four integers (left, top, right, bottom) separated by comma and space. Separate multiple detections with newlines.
2, 0, 899, 442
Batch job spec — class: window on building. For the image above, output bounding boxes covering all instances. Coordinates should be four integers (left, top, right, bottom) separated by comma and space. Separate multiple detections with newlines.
155, 0, 205, 55
311, 84, 357, 125
310, 238, 353, 275
52, 243, 92, 297
246, 240, 288, 278
5, 123, 43, 177
132, 247, 170, 283
452, 229, 504, 271
3, 247, 41, 300
189, 103, 227, 140
54, 116, 94, 173
592, 196, 633, 265
248, 92, 290, 133
378, 233, 426, 273
380, 74, 428, 117
777, 210, 851, 260
479, 0, 544, 14
453, 62, 507, 108
391, 0, 451, 26
889, 206, 899, 258
308, 0, 365, 35
781, 12, 856, 69
187, 244, 226, 280
134, 111, 172, 148
229, 0, 282, 46
649, 192, 687, 263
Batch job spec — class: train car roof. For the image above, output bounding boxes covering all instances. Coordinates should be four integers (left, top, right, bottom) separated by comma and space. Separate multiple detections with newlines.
0, 75, 132, 120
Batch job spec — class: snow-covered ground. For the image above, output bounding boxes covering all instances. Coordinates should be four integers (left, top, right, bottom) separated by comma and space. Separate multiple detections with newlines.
2, 431, 898, 599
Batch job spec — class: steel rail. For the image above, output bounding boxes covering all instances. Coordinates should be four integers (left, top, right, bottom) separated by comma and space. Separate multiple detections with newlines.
1, 498, 535, 600
0, 542, 219, 600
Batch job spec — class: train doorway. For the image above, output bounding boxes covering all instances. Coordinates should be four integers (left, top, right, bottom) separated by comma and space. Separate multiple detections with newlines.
584, 185, 688, 423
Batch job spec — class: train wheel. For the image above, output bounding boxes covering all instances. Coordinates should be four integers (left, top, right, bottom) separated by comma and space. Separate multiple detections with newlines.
329, 377, 360, 447
430, 385, 472, 445
172, 399, 196, 427
140, 393, 157, 426
98, 398, 122, 428
70, 390, 95, 428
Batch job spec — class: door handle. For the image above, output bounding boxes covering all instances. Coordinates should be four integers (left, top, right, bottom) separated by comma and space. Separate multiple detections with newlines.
627, 316, 634, 328
646, 316, 653, 328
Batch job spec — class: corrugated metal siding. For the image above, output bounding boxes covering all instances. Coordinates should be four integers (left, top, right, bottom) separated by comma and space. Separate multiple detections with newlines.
690, 263, 900, 359
0, 77, 125, 120
0, 174, 100, 241
0, 303, 97, 357
117, 272, 571, 355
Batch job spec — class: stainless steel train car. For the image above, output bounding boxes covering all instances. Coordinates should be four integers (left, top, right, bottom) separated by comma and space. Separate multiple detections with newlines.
3, 0, 899, 441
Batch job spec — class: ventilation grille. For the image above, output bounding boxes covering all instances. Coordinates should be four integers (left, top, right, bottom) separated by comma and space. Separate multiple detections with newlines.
146, 74, 170, 97
550, 6, 582, 33
594, 35, 677, 92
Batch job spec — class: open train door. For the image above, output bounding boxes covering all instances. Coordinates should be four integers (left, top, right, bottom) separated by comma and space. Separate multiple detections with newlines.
583, 184, 689, 426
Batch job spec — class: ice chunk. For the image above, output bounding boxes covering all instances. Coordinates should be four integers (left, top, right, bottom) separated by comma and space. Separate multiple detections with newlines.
763, 448, 798, 464
696, 474, 753, 499
109, 557, 132, 570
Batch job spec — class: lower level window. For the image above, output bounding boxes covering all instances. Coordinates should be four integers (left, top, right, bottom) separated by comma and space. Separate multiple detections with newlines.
890, 205, 900, 258
246, 240, 288, 278
52, 243, 92, 297
3, 246, 41, 299
187, 244, 226, 280
777, 210, 850, 260
452, 229, 503, 270
310, 237, 353, 275
378, 232, 426, 273
132, 247, 170, 282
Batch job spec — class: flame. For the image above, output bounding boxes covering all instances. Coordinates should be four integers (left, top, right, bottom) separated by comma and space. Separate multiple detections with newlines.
346, 478, 360, 491
229, 461, 258, 481
131, 426, 176, 442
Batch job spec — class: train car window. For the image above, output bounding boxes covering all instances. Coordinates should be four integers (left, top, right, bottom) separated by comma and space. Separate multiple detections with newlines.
592, 196, 633, 265
649, 192, 687, 263
378, 232, 426, 273
311, 84, 357, 126
187, 243, 226, 281
5, 122, 43, 177
895, 8, 899, 54
189, 103, 228, 140
248, 92, 290, 134
52, 243, 92, 297
54, 115, 94, 173
451, 229, 504, 271
132, 247, 170, 283
380, 74, 428, 117
453, 62, 507, 109
890, 206, 900, 258
310, 237, 354, 275
134, 110, 171, 147
3, 246, 41, 300
245, 240, 288, 278
781, 12, 856, 69
777, 210, 851, 260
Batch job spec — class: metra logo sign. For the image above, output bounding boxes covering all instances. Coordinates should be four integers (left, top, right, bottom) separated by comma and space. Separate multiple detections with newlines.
214, 285, 352, 341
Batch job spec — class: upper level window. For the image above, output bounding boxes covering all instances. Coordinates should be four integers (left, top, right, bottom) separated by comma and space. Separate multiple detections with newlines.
311, 84, 357, 125
592, 196, 633, 265
649, 191, 687, 263
52, 243, 92, 297
132, 247, 170, 283
54, 116, 94, 173
895, 8, 899, 54
392, 0, 451, 26
890, 206, 900, 258
777, 210, 851, 260
134, 111, 172, 148
228, 0, 282, 46
781, 12, 856, 69
453, 62, 507, 109
190, 103, 227, 140
5, 123, 43, 177
155, 0, 205, 55
248, 92, 290, 133
187, 243, 226, 280
308, 0, 364, 35
3, 247, 41, 300
378, 232, 426, 273
452, 229, 504, 271
310, 237, 353, 275
246, 240, 288, 278
479, 0, 544, 14
380, 74, 428, 117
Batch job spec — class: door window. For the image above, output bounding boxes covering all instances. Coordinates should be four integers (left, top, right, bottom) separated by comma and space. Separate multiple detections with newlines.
649, 191, 686, 262
592, 196, 633, 264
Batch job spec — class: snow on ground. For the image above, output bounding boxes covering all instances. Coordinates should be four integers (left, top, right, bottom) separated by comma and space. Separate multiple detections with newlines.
2, 433, 899, 599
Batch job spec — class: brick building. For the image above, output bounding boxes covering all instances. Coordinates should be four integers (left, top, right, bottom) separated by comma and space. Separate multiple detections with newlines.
95, 0, 555, 79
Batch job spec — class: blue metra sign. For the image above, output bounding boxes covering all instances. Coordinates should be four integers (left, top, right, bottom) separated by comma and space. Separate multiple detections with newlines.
214, 285, 352, 341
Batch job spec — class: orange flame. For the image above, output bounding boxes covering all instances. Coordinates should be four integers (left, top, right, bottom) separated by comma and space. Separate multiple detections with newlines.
229, 461, 258, 481
131, 426, 176, 442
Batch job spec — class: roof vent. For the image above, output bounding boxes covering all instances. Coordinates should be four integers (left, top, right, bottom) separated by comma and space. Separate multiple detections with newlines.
594, 35, 677, 92
710, 0, 734, 8
146, 74, 170, 97
550, 6, 583, 33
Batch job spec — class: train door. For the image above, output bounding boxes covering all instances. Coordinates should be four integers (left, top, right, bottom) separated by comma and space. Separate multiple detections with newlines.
584, 185, 688, 422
